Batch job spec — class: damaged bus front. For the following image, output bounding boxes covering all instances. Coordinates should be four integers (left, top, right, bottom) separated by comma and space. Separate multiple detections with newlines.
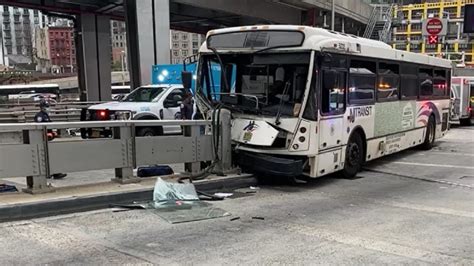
195, 27, 316, 177
193, 25, 451, 179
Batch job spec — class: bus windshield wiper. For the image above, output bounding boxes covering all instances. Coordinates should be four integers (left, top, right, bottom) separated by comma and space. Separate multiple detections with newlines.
274, 81, 291, 125
253, 44, 299, 54
209, 47, 230, 93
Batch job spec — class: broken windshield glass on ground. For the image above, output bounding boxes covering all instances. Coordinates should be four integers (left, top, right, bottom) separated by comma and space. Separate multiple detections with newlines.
111, 178, 230, 224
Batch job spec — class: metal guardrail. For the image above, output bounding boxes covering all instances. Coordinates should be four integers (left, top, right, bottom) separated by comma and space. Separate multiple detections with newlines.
0, 102, 102, 124
0, 117, 232, 194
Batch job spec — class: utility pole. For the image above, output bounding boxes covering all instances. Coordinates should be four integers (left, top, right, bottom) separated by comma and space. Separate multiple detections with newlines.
0, 23, 5, 65
331, 0, 335, 31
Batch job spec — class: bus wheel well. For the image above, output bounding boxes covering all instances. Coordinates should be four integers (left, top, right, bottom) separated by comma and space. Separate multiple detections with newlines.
349, 127, 367, 162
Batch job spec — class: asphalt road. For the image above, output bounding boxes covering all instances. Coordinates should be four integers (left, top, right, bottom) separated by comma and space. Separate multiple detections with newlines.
0, 126, 473, 265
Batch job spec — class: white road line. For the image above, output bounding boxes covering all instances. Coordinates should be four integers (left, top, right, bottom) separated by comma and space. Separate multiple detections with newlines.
392, 161, 474, 170
427, 151, 474, 157
381, 201, 474, 218
287, 224, 474, 264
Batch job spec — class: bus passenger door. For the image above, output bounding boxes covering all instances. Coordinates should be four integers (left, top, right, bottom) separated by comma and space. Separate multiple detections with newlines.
319, 69, 346, 150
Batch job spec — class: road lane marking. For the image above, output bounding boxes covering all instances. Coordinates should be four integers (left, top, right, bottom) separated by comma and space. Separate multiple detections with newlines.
392, 161, 474, 170
381, 201, 474, 218
364, 168, 474, 189
423, 151, 474, 157
287, 224, 474, 264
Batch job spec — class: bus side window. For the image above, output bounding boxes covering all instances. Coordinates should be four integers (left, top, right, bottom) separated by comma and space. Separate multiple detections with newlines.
433, 70, 447, 97
321, 70, 346, 115
348, 59, 376, 105
377, 62, 400, 101
400, 63, 418, 99
419, 68, 433, 98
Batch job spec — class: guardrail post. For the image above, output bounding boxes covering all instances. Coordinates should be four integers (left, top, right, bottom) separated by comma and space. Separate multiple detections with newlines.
112, 124, 139, 184
184, 124, 201, 174
215, 109, 233, 173
23, 127, 54, 194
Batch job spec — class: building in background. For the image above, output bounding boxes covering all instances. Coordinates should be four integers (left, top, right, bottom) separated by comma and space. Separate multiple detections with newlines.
34, 26, 50, 73
111, 20, 127, 71
0, 5, 48, 68
392, 0, 472, 65
170, 31, 204, 64
48, 26, 75, 73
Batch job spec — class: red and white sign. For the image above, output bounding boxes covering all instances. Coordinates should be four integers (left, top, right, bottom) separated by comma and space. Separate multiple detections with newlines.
428, 35, 438, 44
426, 18, 443, 35
422, 18, 447, 36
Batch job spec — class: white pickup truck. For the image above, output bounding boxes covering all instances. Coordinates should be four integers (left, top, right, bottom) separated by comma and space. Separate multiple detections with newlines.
82, 84, 188, 137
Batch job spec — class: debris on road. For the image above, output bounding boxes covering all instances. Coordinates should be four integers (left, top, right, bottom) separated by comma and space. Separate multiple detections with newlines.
252, 216, 265, 220
110, 178, 231, 224
230, 217, 240, 221
214, 192, 233, 198
0, 184, 17, 193
137, 165, 174, 178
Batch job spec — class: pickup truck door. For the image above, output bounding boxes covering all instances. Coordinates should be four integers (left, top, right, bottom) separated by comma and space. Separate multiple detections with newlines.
162, 88, 186, 134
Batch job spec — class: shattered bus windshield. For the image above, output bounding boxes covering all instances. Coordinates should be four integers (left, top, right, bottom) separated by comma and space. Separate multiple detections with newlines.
199, 52, 310, 117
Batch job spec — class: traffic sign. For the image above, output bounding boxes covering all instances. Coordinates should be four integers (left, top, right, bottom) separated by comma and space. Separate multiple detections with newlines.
428, 35, 438, 44
422, 18, 447, 36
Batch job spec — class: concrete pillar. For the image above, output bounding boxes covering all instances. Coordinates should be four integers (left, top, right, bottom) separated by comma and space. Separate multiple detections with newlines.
78, 14, 112, 101
124, 0, 170, 89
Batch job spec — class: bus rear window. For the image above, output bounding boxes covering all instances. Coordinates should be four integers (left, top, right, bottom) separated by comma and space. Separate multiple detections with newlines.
207, 31, 304, 49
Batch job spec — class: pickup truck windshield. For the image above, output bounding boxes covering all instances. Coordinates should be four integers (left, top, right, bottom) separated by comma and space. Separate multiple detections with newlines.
122, 87, 165, 102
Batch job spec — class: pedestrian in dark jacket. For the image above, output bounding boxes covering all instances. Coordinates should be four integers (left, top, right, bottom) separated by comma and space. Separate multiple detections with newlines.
180, 92, 194, 120
34, 99, 67, 179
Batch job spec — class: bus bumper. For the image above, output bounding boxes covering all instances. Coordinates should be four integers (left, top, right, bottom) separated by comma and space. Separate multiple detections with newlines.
236, 151, 303, 177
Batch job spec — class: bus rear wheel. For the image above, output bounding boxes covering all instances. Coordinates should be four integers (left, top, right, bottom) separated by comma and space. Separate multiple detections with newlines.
341, 133, 364, 179
420, 116, 436, 150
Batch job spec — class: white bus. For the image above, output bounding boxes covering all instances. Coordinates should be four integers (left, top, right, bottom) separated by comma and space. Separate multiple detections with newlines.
0, 84, 60, 104
194, 25, 451, 178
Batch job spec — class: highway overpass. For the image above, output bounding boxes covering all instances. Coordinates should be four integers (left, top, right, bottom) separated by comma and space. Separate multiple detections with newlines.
3, 0, 373, 101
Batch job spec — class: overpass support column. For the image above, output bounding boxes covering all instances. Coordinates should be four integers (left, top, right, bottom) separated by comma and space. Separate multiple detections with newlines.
78, 14, 112, 101
124, 0, 170, 89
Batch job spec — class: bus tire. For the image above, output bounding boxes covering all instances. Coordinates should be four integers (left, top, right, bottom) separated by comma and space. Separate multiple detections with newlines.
341, 133, 364, 179
136, 126, 162, 137
420, 115, 436, 150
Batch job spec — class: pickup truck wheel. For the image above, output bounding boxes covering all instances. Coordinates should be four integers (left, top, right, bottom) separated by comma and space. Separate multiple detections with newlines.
136, 127, 162, 137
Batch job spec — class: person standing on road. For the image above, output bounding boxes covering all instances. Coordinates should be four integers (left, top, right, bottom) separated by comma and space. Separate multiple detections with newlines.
180, 91, 194, 120
34, 99, 67, 179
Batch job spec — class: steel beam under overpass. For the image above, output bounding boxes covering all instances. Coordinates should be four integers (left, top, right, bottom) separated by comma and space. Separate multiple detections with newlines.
173, 0, 302, 25
124, 0, 170, 89
78, 14, 112, 101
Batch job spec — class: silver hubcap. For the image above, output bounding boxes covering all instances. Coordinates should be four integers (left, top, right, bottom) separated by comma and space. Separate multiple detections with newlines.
429, 123, 435, 142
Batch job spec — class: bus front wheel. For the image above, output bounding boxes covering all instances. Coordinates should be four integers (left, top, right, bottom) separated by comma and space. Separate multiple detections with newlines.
341, 133, 364, 179
420, 116, 436, 150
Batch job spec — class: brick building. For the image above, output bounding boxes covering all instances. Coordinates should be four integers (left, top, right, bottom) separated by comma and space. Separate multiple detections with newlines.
48, 26, 75, 73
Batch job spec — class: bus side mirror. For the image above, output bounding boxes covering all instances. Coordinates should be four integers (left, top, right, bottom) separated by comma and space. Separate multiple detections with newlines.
182, 71, 192, 90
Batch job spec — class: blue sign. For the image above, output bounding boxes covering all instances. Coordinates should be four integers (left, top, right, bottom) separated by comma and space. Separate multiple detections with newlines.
152, 63, 233, 99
